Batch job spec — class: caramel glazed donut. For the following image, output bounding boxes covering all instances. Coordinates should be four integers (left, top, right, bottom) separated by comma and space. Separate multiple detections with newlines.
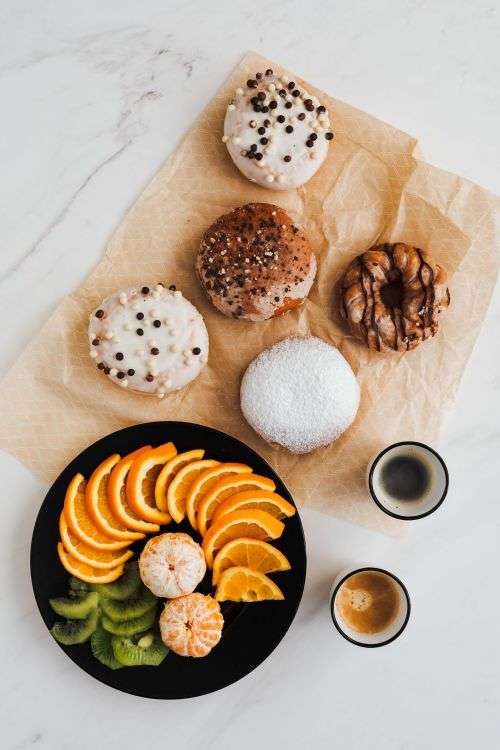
340, 243, 450, 352
196, 203, 317, 321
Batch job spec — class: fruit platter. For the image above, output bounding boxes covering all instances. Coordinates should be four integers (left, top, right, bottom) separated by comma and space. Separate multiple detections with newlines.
30, 421, 306, 699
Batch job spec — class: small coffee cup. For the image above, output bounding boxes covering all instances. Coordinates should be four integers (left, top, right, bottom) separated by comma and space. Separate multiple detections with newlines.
367, 441, 449, 520
330, 566, 411, 647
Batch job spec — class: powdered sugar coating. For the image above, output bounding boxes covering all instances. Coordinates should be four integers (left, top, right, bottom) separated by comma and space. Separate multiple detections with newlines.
240, 337, 360, 453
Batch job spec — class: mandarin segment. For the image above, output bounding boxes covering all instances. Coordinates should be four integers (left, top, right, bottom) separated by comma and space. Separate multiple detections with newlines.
197, 473, 276, 536
185, 462, 253, 531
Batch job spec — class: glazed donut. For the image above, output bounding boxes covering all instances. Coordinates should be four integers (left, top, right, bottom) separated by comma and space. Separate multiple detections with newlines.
88, 284, 209, 396
196, 203, 316, 321
340, 243, 450, 352
223, 68, 334, 190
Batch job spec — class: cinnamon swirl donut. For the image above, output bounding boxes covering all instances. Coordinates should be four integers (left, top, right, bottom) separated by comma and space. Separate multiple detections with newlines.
340, 243, 450, 352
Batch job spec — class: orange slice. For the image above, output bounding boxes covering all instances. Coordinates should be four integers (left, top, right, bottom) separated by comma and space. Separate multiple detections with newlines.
185, 463, 253, 531
155, 449, 205, 512
212, 490, 296, 524
126, 442, 177, 524
108, 447, 160, 534
202, 509, 284, 568
197, 473, 276, 536
212, 538, 291, 585
86, 454, 144, 542
166, 459, 219, 523
57, 542, 125, 584
215, 566, 284, 602
59, 513, 134, 570
64, 473, 131, 552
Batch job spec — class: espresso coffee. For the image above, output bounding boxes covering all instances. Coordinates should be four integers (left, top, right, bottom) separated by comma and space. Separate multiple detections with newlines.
380, 454, 430, 501
336, 571, 399, 635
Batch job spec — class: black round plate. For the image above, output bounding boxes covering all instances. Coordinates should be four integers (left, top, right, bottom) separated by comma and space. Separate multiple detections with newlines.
30, 421, 306, 699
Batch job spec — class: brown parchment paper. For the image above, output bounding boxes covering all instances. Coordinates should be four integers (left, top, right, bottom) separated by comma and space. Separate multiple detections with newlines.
1, 53, 499, 535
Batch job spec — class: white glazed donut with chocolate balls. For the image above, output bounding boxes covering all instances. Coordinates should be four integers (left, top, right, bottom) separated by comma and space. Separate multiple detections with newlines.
196, 203, 317, 321
88, 284, 208, 398
223, 68, 334, 190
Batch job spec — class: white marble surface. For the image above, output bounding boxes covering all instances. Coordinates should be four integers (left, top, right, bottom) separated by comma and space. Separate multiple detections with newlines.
1, 1, 499, 748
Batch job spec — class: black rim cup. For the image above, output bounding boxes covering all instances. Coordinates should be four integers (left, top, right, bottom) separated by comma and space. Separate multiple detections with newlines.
330, 567, 411, 648
368, 441, 449, 521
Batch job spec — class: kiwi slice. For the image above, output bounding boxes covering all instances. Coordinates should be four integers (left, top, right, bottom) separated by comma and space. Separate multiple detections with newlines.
91, 626, 123, 670
101, 606, 157, 636
101, 585, 157, 622
69, 576, 91, 594
96, 561, 141, 601
49, 591, 99, 619
112, 631, 168, 667
51, 607, 99, 646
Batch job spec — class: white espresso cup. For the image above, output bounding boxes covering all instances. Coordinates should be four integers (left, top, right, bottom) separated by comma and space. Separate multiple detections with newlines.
367, 441, 449, 520
330, 566, 411, 647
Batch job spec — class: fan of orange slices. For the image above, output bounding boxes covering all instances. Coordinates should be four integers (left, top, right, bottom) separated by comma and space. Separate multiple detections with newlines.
56, 439, 296, 601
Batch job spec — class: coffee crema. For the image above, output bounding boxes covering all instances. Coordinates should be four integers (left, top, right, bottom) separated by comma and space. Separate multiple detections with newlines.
336, 571, 399, 635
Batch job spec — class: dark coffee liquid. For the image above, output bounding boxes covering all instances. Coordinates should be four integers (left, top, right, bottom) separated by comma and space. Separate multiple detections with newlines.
380, 455, 430, 501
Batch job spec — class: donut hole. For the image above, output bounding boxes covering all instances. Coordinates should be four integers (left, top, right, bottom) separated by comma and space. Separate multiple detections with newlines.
380, 278, 404, 309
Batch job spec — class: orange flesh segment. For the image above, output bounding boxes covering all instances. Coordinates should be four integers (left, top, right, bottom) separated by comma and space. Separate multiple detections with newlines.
154, 449, 205, 512
64, 474, 130, 551
87, 454, 144, 541
126, 442, 177, 524
185, 463, 252, 531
